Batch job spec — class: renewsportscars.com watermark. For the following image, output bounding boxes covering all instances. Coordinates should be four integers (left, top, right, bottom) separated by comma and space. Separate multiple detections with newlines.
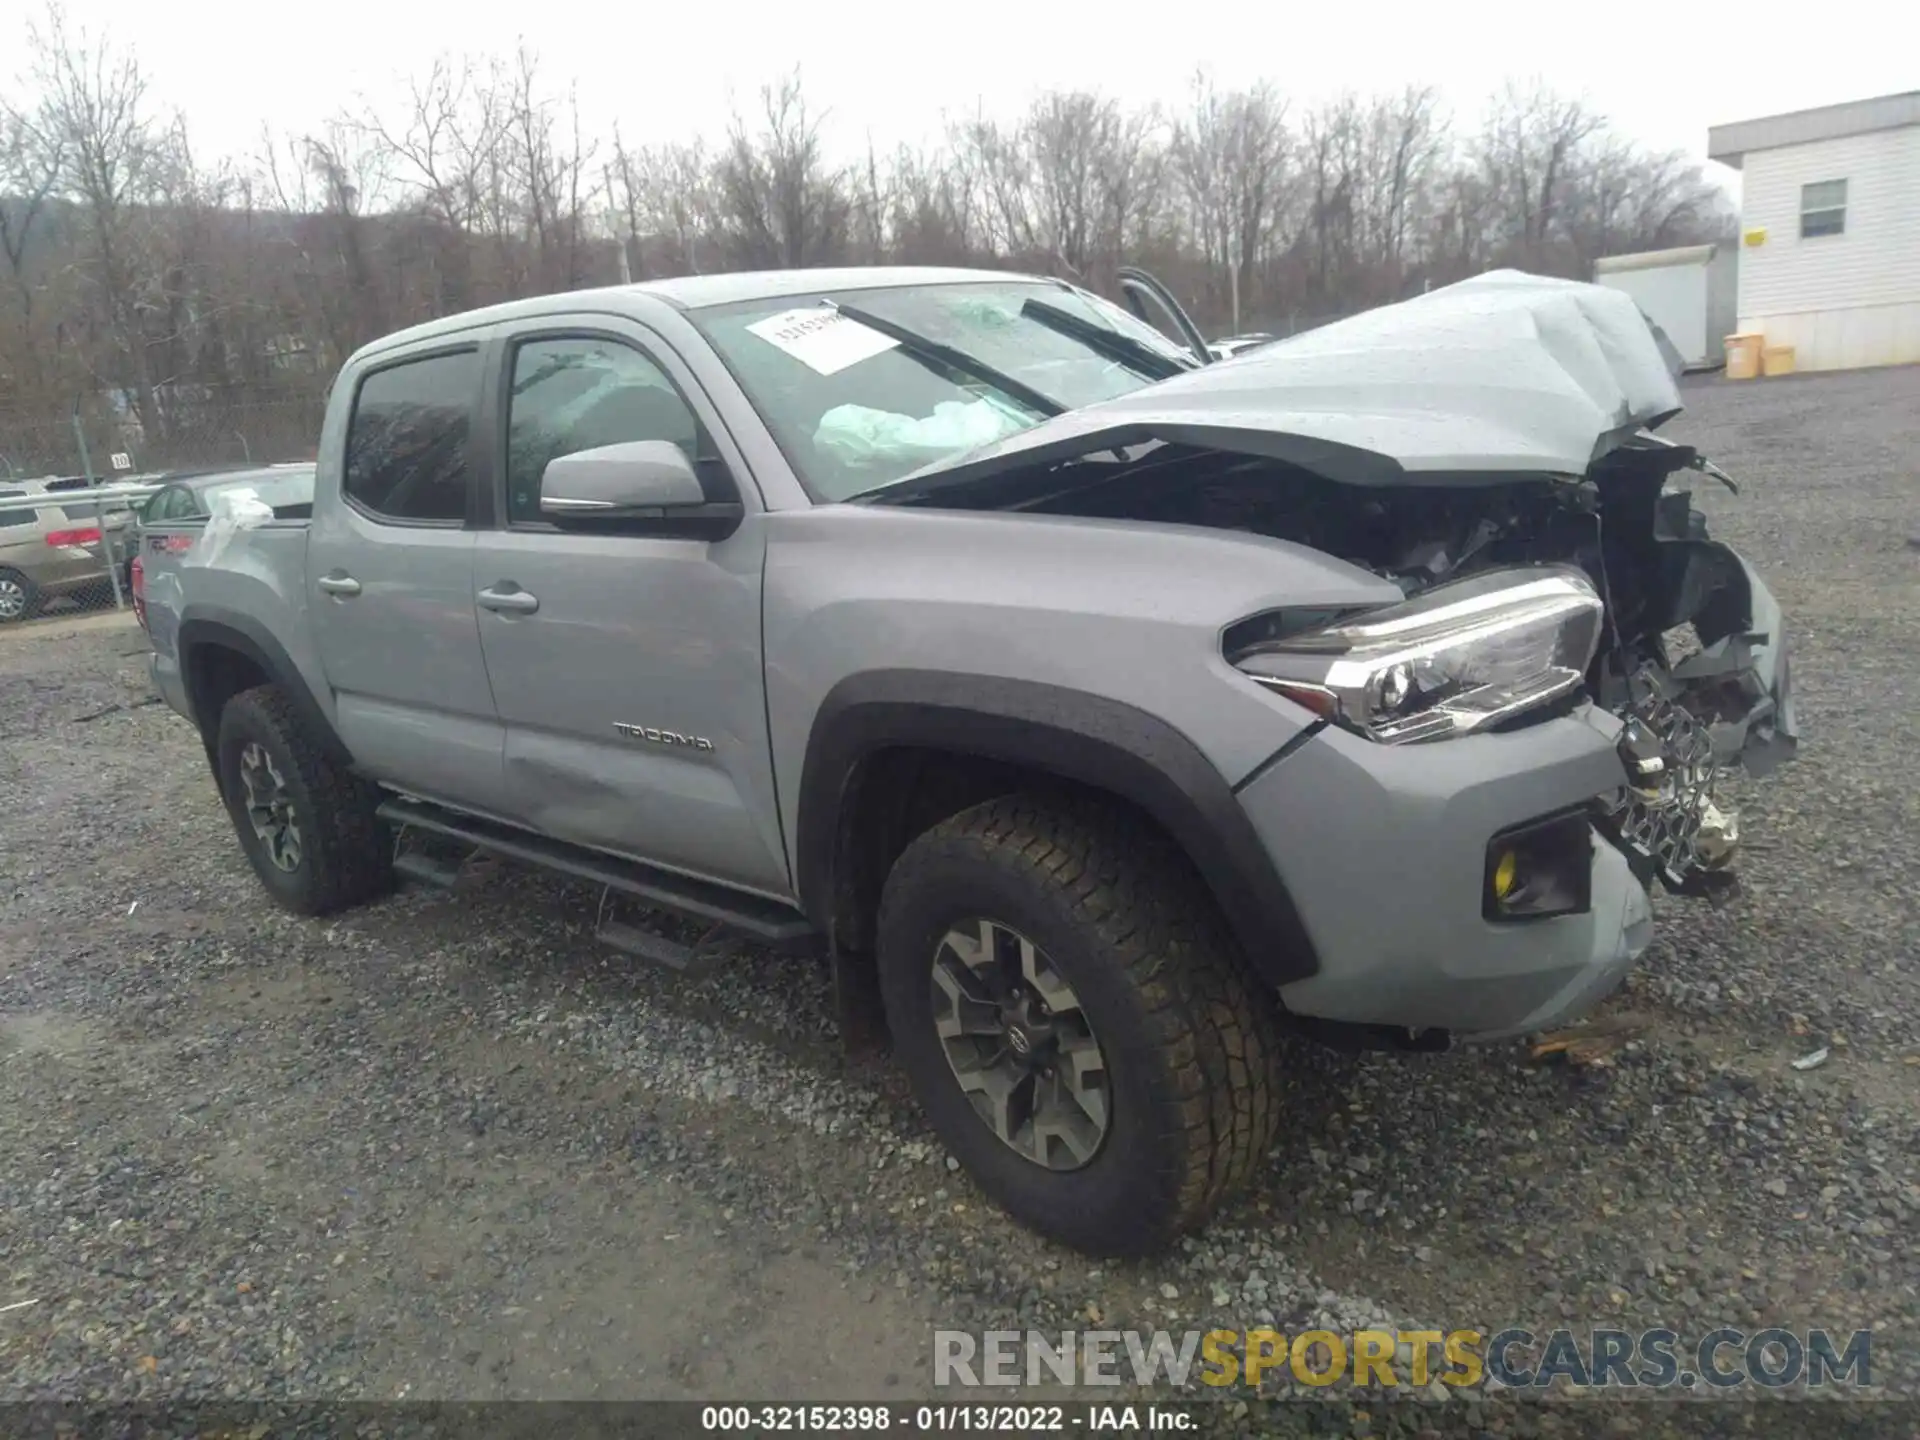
935, 1327, 1874, 1392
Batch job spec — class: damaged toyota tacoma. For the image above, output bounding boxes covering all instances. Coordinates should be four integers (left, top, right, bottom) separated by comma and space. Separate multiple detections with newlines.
138, 265, 1797, 1256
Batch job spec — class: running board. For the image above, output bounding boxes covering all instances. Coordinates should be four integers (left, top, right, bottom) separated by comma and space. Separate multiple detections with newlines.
393, 850, 466, 890
375, 797, 817, 952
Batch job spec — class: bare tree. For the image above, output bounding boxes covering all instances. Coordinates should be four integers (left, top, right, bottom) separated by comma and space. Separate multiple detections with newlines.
1474, 80, 1605, 265
715, 73, 849, 269
0, 10, 1738, 430
951, 113, 1035, 260
886, 142, 978, 265
1355, 86, 1446, 283
26, 3, 190, 438
254, 122, 388, 368
1298, 97, 1362, 305
0, 103, 62, 306
0, 92, 65, 398
1174, 75, 1291, 329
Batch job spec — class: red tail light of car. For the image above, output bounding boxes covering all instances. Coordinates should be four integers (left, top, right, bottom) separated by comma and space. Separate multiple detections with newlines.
44, 526, 104, 547
130, 553, 147, 630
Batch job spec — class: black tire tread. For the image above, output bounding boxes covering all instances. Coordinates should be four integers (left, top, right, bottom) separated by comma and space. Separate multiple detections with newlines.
898, 792, 1282, 1248
218, 684, 392, 915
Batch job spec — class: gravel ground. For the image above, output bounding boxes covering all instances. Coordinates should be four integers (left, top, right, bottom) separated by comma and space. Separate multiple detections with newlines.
1, 365, 1916, 1433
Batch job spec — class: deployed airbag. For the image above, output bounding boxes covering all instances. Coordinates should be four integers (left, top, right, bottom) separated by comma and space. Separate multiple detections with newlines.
816, 398, 1032, 465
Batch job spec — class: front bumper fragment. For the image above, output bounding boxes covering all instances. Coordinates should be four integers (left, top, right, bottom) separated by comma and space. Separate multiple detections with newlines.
1239, 702, 1654, 1040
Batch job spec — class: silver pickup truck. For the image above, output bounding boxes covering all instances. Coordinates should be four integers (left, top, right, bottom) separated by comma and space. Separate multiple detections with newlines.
140, 265, 1797, 1255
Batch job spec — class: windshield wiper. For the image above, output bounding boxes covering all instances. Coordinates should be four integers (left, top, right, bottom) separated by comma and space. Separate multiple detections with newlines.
1019, 298, 1190, 381
827, 300, 1066, 419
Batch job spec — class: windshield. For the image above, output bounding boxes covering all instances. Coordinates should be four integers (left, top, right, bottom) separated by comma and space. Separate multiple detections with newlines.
692, 281, 1188, 502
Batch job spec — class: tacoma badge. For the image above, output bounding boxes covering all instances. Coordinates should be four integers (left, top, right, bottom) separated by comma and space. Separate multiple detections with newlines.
613, 722, 715, 752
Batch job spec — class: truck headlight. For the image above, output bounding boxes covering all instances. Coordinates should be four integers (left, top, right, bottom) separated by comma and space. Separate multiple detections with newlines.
1236, 566, 1604, 744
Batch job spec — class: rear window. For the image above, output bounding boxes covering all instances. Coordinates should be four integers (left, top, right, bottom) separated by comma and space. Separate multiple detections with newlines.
344, 350, 479, 523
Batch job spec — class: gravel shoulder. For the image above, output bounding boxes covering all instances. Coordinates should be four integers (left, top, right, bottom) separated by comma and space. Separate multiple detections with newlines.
2, 367, 1916, 1424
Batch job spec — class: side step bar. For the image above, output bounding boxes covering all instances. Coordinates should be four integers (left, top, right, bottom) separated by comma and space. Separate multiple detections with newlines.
393, 850, 465, 890
375, 796, 818, 953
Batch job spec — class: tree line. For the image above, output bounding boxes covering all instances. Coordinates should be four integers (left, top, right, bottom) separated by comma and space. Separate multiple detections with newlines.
1, 4, 1731, 463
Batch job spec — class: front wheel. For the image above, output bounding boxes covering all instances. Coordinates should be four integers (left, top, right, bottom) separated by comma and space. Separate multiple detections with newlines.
215, 684, 394, 915
876, 794, 1282, 1255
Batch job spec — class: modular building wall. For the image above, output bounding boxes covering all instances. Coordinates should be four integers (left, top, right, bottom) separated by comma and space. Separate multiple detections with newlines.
1728, 121, 1920, 371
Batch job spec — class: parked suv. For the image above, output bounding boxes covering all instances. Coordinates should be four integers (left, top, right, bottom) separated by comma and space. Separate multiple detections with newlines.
0, 478, 138, 622
138, 266, 1796, 1254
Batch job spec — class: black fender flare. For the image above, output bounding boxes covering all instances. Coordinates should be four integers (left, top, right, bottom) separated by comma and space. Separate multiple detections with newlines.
794, 669, 1319, 989
176, 607, 351, 768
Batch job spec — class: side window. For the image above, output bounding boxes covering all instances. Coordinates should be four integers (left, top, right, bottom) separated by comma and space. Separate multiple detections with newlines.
0, 491, 35, 529
146, 487, 188, 522
344, 350, 479, 523
505, 336, 703, 524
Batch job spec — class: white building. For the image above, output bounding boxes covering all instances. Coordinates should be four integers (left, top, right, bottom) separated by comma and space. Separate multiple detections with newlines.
1708, 91, 1920, 372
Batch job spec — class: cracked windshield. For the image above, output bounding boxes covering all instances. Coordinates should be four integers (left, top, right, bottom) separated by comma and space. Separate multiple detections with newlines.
695, 282, 1191, 499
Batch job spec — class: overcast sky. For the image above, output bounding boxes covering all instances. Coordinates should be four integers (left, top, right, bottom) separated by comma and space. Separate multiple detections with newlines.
13, 0, 1912, 192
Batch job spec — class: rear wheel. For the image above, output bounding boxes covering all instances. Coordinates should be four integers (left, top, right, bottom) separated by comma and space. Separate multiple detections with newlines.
0, 568, 40, 624
215, 684, 394, 914
876, 794, 1282, 1255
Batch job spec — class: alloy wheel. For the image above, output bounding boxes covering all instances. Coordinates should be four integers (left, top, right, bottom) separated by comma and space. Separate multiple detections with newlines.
239, 742, 302, 872
929, 917, 1111, 1170
0, 576, 26, 620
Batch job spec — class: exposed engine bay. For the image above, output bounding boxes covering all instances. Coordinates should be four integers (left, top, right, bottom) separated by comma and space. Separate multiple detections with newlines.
954, 434, 1797, 898
861, 269, 1798, 901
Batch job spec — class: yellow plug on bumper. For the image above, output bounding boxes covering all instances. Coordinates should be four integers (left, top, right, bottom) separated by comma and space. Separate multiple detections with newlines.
1492, 848, 1520, 902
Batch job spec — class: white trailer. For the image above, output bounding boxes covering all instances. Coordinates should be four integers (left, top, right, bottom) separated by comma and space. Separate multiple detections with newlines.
1594, 243, 1740, 371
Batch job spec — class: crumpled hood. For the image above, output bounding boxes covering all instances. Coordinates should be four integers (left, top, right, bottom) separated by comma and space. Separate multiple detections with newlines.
896, 269, 1687, 494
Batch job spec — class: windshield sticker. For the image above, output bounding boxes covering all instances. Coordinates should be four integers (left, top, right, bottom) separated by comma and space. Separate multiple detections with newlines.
746, 307, 901, 376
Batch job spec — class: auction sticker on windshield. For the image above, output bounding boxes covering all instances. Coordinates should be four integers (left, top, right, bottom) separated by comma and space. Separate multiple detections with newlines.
747, 306, 900, 375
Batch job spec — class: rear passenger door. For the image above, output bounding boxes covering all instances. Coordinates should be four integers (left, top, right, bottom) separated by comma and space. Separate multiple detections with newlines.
470, 318, 790, 897
306, 342, 512, 819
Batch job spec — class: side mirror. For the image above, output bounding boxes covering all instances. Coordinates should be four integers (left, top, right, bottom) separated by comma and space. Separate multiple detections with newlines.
539, 440, 743, 539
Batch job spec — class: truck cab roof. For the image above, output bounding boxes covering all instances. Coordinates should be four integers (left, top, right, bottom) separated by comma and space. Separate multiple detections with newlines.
354, 267, 1052, 364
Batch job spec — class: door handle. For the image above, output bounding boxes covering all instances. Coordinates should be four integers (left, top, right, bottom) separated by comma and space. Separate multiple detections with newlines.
478, 584, 539, 615
317, 573, 361, 598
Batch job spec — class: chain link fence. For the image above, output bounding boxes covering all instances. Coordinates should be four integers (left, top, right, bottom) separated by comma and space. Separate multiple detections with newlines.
1, 394, 324, 480
1, 395, 323, 626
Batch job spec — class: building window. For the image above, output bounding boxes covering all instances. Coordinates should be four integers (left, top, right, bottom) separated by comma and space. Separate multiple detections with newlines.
1800, 179, 1847, 238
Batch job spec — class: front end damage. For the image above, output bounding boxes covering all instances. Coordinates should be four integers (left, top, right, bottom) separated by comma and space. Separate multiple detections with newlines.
1038, 434, 1797, 902
1583, 437, 1797, 899
876, 270, 1798, 911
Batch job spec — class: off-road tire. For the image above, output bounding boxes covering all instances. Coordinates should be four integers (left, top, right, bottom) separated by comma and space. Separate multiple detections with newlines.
876, 793, 1283, 1255
215, 683, 394, 915
0, 568, 42, 624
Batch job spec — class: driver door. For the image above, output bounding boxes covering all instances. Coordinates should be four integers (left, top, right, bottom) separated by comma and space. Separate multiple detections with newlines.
470, 317, 790, 898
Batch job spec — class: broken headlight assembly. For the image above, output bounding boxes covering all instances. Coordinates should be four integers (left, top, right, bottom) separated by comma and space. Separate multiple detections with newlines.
1236, 566, 1605, 744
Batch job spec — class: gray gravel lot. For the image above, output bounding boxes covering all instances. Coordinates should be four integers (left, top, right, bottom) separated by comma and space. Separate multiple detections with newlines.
2, 365, 1916, 1431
